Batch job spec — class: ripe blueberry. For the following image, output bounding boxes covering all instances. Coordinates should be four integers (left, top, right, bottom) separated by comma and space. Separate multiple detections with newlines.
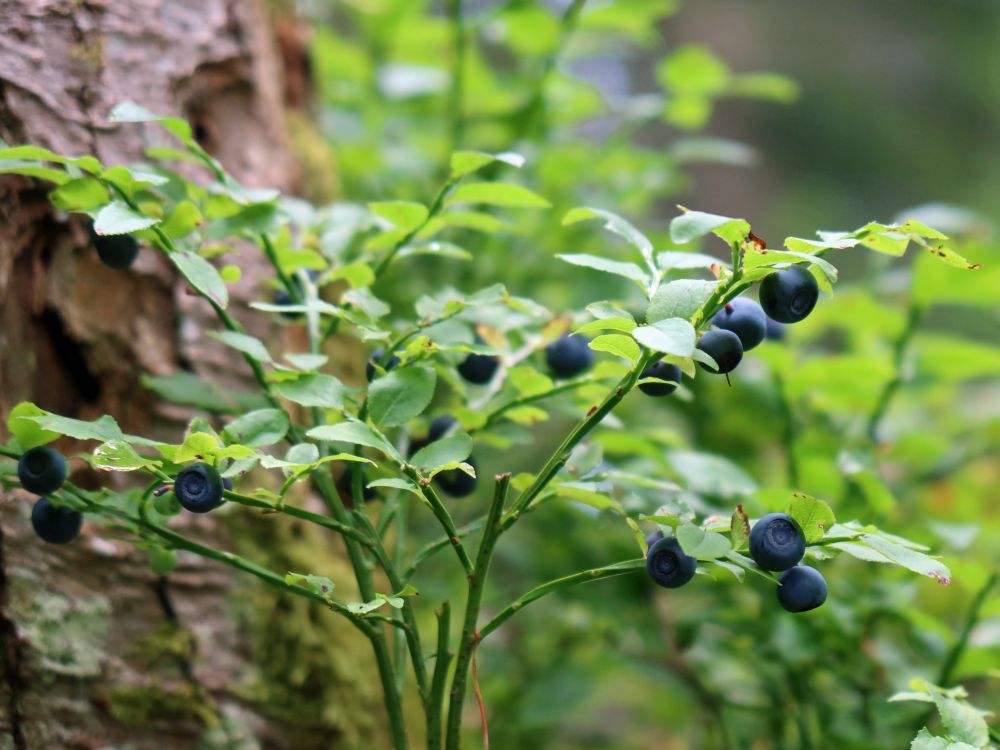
90, 225, 139, 270
457, 351, 499, 385
696, 329, 743, 374
645, 530, 664, 548
638, 362, 682, 397
749, 512, 806, 571
776, 565, 827, 613
174, 462, 224, 513
436, 455, 478, 498
759, 266, 819, 324
366, 347, 402, 382
17, 446, 67, 495
765, 317, 786, 341
545, 334, 594, 379
712, 297, 767, 351
30, 498, 82, 544
223, 477, 234, 491
646, 536, 697, 589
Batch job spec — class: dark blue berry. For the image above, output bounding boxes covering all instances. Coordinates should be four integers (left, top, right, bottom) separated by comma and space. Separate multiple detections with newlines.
776, 565, 827, 612
646, 536, 697, 589
712, 297, 767, 351
645, 530, 664, 549
436, 455, 478, 498
638, 362, 682, 396
428, 415, 458, 442
749, 513, 806, 571
90, 225, 139, 269
759, 266, 819, 324
366, 347, 402, 382
457, 352, 499, 385
174, 462, 224, 513
31, 498, 82, 544
545, 334, 594, 379
17, 446, 67, 495
223, 477, 234, 491
765, 317, 786, 341
697, 329, 743, 374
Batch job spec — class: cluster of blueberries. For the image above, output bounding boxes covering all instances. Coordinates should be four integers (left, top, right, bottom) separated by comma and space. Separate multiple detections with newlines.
645, 512, 827, 613
15, 446, 78, 544
645, 264, 820, 392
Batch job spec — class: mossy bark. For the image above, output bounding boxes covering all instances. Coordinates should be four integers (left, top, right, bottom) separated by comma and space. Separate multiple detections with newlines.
0, 1, 377, 747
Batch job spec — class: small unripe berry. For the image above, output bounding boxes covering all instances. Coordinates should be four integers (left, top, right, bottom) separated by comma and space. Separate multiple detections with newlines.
18, 446, 67, 495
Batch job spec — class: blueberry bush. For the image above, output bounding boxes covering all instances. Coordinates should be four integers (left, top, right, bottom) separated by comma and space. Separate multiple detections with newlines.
2, 1, 997, 748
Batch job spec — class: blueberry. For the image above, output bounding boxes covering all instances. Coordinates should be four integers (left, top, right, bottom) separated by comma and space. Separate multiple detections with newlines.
645, 530, 664, 549
428, 415, 458, 442
759, 266, 819, 324
696, 329, 743, 374
638, 362, 682, 397
765, 317, 786, 341
90, 225, 139, 270
30, 498, 82, 544
223, 477, 234, 491
749, 512, 806, 571
712, 297, 767, 351
545, 334, 594, 379
646, 536, 697, 589
174, 462, 224, 513
457, 351, 499, 385
436, 456, 478, 498
776, 565, 827, 612
366, 347, 402, 382
273, 271, 318, 320
17, 446, 67, 495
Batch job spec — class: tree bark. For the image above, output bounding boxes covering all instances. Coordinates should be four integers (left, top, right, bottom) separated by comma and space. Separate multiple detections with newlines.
0, 2, 379, 747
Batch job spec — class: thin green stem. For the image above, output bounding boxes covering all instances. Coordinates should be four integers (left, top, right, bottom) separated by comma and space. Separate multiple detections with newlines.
444, 473, 511, 750
374, 179, 455, 278
445, 0, 465, 159
774, 373, 800, 486
222, 489, 374, 548
403, 465, 474, 574
479, 559, 644, 640
259, 233, 299, 302
938, 572, 997, 686
867, 303, 923, 443
477, 378, 594, 432
427, 601, 452, 750
403, 516, 486, 582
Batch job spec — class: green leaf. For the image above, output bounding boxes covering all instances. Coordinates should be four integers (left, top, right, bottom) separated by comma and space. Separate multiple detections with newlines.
171, 251, 229, 308
160, 201, 203, 238
93, 440, 161, 472
6, 402, 59, 450
786, 494, 836, 543
658, 45, 730, 96
207, 330, 272, 362
369, 201, 428, 233
728, 72, 800, 102
94, 200, 159, 235
49, 177, 110, 211
676, 526, 733, 559
285, 572, 336, 598
932, 696, 990, 747
410, 433, 474, 475
306, 421, 400, 460
108, 101, 194, 144
668, 450, 757, 497
909, 729, 950, 750
274, 373, 345, 409
646, 279, 718, 322
670, 210, 749, 245
557, 253, 649, 286
26, 413, 126, 443
656, 250, 725, 272
284, 353, 329, 371
562, 207, 654, 263
222, 409, 289, 447
449, 150, 525, 179
632, 318, 696, 357
368, 366, 436, 428
576, 317, 636, 336
855, 532, 952, 584
368, 477, 422, 495
589, 334, 640, 365
730, 504, 750, 548
446, 182, 551, 209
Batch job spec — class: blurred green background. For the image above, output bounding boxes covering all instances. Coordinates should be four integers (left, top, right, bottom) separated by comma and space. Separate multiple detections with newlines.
301, 1, 999, 747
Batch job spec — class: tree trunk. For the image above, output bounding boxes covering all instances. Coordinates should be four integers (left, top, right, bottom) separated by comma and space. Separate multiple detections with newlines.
0, 2, 379, 747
